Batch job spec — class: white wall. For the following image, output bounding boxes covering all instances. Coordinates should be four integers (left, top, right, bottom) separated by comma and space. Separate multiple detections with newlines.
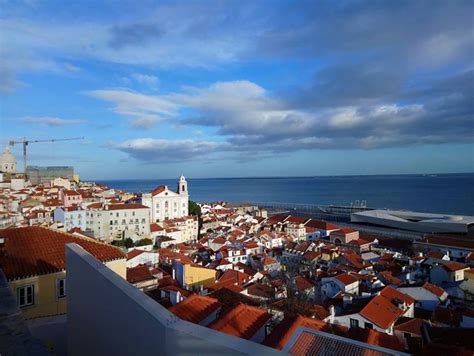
66, 244, 280, 356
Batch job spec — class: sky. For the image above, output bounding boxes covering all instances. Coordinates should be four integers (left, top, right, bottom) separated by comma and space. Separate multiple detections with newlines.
0, 0, 473, 180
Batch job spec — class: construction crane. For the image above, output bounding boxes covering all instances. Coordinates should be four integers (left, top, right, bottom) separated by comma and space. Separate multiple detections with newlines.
8, 137, 84, 173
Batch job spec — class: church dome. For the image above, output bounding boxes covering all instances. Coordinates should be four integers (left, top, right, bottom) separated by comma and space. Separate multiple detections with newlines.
1, 146, 15, 164
0, 146, 16, 173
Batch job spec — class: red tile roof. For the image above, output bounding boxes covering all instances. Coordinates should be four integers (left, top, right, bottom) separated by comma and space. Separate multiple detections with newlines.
422, 282, 446, 298
394, 318, 424, 336
335, 273, 359, 286
106, 203, 149, 210
168, 294, 221, 324
359, 287, 414, 329
0, 226, 125, 280
286, 216, 308, 225
218, 269, 251, 286
442, 261, 467, 272
295, 276, 314, 290
360, 294, 404, 330
305, 220, 339, 230
209, 303, 271, 340
150, 223, 164, 232
151, 185, 166, 196
380, 286, 415, 306
63, 190, 81, 196
127, 249, 146, 260
263, 315, 345, 350
126, 264, 154, 283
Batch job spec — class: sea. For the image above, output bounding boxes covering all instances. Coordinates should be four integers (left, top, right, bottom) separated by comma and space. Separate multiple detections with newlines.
96, 173, 474, 216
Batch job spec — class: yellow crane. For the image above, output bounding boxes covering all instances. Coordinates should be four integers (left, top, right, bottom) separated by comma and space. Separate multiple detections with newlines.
9, 137, 84, 173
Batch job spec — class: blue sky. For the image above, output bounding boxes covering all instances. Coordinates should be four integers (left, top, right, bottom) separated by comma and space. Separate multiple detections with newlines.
1, 0, 473, 179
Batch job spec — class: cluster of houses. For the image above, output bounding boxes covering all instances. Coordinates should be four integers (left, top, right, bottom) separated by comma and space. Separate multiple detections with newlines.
122, 204, 474, 354
1, 176, 474, 354
0, 176, 198, 244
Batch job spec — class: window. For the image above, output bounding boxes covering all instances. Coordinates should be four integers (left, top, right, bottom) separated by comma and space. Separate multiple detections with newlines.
364, 322, 373, 329
350, 319, 359, 328
57, 278, 66, 298
17, 285, 34, 307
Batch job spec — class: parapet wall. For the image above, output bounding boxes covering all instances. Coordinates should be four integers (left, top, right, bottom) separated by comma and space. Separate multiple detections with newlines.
66, 243, 281, 356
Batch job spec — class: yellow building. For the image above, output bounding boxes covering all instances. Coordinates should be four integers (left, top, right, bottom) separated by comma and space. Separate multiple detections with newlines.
1, 226, 126, 319
174, 260, 216, 290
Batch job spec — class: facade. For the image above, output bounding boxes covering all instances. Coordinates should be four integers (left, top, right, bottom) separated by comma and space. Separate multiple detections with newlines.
333, 287, 414, 335
174, 260, 217, 291
172, 215, 199, 243
85, 203, 151, 241
54, 206, 87, 231
26, 166, 74, 185
0, 226, 125, 319
330, 228, 359, 244
398, 283, 447, 311
141, 176, 189, 222
430, 262, 468, 284
60, 189, 82, 207
0, 146, 16, 173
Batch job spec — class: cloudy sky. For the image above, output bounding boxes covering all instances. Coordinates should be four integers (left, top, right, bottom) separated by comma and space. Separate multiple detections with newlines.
1, 0, 473, 179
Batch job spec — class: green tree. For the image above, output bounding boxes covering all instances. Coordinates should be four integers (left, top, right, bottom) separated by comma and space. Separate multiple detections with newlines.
111, 239, 124, 247
124, 238, 134, 248
135, 238, 153, 246
188, 200, 201, 217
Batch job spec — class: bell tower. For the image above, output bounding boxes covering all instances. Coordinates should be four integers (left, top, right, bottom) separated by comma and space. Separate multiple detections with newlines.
178, 175, 188, 195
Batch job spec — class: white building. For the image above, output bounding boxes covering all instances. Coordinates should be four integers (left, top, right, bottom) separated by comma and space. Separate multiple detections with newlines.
398, 282, 448, 311
141, 176, 189, 223
0, 146, 16, 173
54, 206, 87, 231
85, 203, 151, 241
127, 249, 160, 268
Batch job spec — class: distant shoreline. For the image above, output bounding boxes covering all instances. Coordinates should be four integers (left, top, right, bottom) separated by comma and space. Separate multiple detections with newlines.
91, 172, 474, 182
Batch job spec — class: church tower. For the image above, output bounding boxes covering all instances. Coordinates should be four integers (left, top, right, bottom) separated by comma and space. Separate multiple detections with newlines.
178, 175, 188, 195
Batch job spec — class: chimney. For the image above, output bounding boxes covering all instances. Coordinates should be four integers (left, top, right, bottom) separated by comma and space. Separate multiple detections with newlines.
342, 294, 353, 308
328, 305, 335, 323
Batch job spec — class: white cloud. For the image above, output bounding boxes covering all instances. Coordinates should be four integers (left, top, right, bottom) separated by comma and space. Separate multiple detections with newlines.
130, 73, 159, 89
112, 138, 228, 162
21, 116, 86, 126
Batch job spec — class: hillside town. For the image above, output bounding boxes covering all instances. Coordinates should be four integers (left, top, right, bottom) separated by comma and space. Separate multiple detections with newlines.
1, 147, 473, 355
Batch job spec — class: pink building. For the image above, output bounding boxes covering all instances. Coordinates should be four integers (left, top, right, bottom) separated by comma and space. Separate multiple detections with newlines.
61, 189, 83, 208
330, 228, 359, 244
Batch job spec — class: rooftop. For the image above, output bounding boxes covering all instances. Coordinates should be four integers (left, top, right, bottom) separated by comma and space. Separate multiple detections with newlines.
0, 226, 125, 280
209, 303, 271, 340
168, 294, 221, 324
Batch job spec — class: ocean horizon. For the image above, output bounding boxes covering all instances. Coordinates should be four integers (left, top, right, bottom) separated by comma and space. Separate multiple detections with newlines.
96, 172, 474, 216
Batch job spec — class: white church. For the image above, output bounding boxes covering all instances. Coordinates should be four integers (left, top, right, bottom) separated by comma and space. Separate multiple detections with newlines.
0, 146, 17, 173
141, 176, 189, 222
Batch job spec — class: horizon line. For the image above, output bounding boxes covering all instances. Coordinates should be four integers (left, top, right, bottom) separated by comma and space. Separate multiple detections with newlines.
88, 171, 474, 181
